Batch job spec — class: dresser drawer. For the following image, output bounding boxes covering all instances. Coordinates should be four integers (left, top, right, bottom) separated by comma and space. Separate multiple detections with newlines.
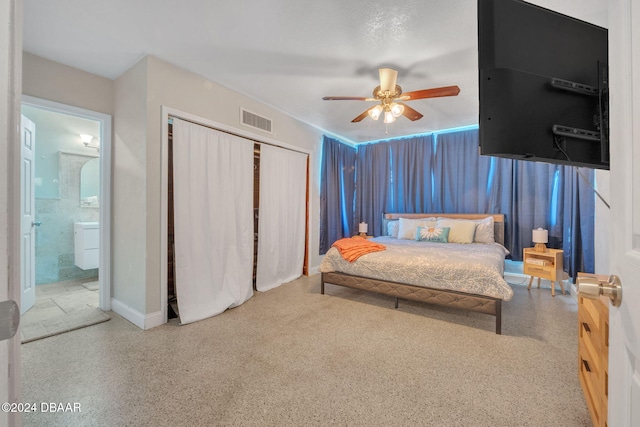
579, 304, 604, 355
578, 334, 601, 380
579, 349, 603, 427
579, 296, 604, 334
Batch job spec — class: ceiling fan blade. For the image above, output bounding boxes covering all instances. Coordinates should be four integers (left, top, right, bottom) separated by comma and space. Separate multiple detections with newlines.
400, 103, 423, 121
379, 68, 398, 93
351, 108, 373, 123
399, 85, 461, 100
323, 96, 373, 101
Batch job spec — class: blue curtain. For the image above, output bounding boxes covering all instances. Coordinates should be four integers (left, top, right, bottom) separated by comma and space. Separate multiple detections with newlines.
561, 167, 595, 278
507, 160, 559, 262
320, 129, 595, 275
388, 135, 435, 214
433, 130, 493, 213
355, 142, 391, 237
354, 135, 435, 236
319, 136, 356, 254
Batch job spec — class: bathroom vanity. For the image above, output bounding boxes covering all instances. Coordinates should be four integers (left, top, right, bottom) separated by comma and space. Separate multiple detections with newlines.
74, 222, 99, 270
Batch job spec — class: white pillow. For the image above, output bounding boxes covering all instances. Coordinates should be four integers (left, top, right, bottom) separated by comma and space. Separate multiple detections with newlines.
397, 217, 437, 240
473, 216, 495, 243
387, 221, 399, 238
435, 219, 477, 244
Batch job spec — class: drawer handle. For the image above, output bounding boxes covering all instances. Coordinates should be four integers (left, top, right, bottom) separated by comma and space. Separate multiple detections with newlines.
582, 359, 591, 372
582, 322, 591, 333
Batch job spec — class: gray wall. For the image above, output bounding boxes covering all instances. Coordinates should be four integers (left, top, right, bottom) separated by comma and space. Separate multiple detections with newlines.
23, 52, 324, 322
113, 56, 324, 316
23, 52, 114, 115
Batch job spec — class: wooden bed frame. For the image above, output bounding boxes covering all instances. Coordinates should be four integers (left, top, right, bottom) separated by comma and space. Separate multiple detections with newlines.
321, 213, 507, 334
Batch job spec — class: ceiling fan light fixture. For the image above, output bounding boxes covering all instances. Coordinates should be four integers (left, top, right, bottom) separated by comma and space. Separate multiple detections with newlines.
383, 110, 396, 124
390, 103, 405, 118
322, 68, 460, 126
368, 104, 383, 120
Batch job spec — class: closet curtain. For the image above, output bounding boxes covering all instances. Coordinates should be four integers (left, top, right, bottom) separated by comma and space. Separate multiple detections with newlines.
172, 118, 254, 324
256, 145, 307, 292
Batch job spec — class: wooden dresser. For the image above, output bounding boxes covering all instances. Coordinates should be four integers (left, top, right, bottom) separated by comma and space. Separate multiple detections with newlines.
578, 273, 609, 427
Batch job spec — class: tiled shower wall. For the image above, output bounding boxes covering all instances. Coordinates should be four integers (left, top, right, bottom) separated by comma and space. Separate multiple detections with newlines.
35, 153, 99, 284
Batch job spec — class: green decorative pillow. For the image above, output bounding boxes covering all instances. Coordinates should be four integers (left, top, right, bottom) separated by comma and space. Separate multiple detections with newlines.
415, 226, 450, 243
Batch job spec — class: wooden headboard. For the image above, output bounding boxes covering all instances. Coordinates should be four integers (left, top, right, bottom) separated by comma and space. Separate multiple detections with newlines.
381, 213, 505, 246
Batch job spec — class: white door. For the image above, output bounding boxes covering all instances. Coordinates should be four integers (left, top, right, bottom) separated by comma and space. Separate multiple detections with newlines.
608, 0, 640, 425
20, 115, 36, 314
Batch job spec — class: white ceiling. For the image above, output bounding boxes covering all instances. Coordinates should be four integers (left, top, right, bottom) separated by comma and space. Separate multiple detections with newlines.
22, 0, 607, 144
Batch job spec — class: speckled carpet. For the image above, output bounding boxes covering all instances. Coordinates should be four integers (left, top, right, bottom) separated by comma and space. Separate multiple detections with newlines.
21, 274, 589, 426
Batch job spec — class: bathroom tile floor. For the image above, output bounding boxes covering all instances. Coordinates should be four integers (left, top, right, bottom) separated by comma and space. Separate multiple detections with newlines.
20, 278, 110, 343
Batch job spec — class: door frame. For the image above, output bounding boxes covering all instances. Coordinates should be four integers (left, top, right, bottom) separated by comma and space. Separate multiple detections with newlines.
21, 95, 112, 311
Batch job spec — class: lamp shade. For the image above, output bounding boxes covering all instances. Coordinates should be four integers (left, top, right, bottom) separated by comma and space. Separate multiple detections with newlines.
390, 103, 405, 118
532, 228, 548, 244
383, 110, 396, 124
359, 222, 368, 233
368, 105, 383, 120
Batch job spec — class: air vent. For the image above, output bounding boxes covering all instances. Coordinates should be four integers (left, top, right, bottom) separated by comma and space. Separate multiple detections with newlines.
240, 108, 272, 134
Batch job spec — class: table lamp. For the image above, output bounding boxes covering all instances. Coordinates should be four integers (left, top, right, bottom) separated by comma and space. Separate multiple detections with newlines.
532, 228, 548, 252
358, 222, 368, 238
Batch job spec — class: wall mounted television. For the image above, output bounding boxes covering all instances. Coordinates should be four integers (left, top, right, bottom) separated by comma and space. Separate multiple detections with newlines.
478, 0, 609, 170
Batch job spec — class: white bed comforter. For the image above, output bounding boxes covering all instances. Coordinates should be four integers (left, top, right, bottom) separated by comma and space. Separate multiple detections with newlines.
319, 237, 513, 301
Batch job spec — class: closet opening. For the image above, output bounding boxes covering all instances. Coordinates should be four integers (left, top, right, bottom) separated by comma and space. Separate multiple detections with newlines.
253, 143, 260, 290
167, 122, 178, 318
166, 116, 310, 323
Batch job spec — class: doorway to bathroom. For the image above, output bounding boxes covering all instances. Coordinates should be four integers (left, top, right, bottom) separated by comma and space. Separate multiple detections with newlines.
20, 96, 112, 342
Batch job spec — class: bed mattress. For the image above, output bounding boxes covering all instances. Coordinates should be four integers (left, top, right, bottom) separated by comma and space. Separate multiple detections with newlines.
319, 237, 513, 301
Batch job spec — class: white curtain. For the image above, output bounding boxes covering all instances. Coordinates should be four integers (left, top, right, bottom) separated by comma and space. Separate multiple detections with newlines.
172, 118, 254, 324
256, 144, 307, 291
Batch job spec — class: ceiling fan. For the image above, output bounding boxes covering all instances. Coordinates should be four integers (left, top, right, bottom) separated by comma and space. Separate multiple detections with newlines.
322, 68, 460, 124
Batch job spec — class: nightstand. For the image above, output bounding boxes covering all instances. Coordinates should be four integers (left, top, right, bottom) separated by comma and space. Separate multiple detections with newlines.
523, 247, 565, 296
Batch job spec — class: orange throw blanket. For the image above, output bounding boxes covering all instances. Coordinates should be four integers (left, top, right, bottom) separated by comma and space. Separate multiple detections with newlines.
331, 236, 386, 262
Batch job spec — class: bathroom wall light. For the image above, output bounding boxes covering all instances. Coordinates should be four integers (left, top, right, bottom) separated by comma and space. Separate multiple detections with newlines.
80, 134, 100, 152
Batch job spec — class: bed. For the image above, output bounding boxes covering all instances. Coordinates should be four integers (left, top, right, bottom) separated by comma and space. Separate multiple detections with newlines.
319, 213, 513, 334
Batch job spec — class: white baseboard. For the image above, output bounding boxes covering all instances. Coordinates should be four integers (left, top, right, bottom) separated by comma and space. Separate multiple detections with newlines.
111, 298, 144, 329
569, 282, 578, 302
308, 265, 320, 276
144, 310, 166, 329
111, 298, 166, 330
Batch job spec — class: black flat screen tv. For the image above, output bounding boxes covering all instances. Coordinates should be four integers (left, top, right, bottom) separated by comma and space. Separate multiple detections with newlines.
478, 0, 609, 170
